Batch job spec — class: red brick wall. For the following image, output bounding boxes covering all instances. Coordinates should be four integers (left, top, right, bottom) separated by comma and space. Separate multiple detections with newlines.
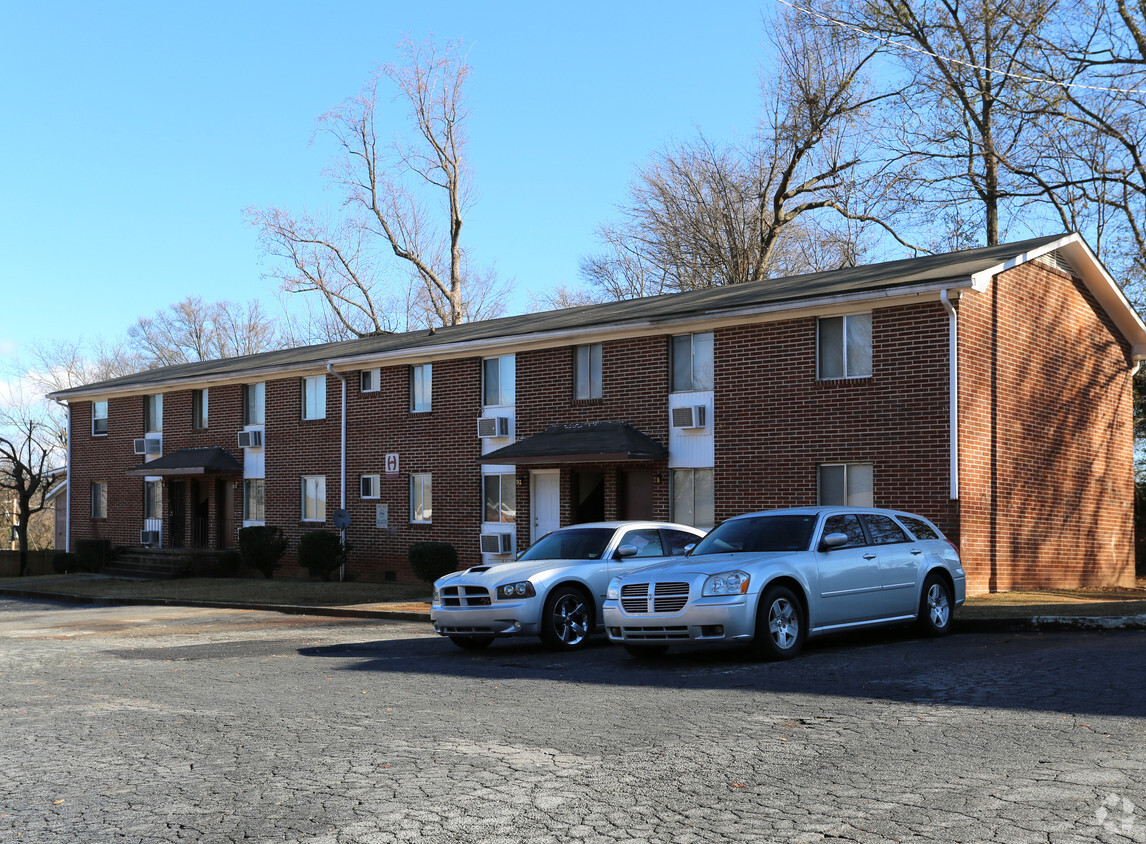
957, 262, 1135, 592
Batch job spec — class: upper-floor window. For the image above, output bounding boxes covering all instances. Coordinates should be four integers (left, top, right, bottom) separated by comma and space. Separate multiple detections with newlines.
818, 462, 874, 507
92, 400, 108, 436
818, 314, 872, 379
411, 473, 433, 523
361, 369, 380, 393
483, 355, 515, 407
672, 332, 714, 392
411, 364, 432, 413
302, 375, 326, 421
91, 481, 108, 519
574, 344, 602, 400
192, 389, 208, 430
301, 475, 326, 522
145, 394, 163, 433
243, 382, 265, 425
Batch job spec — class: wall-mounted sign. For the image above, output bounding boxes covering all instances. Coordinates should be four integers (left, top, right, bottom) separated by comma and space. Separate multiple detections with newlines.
376, 504, 389, 529
385, 453, 400, 479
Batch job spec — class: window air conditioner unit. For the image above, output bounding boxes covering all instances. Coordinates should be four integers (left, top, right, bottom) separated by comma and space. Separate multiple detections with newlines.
238, 430, 264, 449
671, 405, 707, 429
480, 533, 514, 555
139, 530, 160, 546
477, 416, 510, 438
134, 436, 162, 455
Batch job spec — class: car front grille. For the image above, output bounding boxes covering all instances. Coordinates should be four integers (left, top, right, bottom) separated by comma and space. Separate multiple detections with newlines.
440, 585, 492, 607
619, 582, 690, 614
621, 625, 691, 640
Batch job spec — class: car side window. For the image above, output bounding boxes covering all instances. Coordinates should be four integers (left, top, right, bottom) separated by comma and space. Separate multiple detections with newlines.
822, 514, 866, 549
864, 514, 911, 544
897, 515, 939, 540
663, 530, 698, 556
620, 529, 665, 557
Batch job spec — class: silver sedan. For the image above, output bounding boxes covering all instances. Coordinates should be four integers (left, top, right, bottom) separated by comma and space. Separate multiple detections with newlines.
603, 507, 965, 660
431, 521, 705, 651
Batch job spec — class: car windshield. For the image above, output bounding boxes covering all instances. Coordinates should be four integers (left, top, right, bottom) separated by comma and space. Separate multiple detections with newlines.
691, 515, 816, 554
517, 528, 616, 561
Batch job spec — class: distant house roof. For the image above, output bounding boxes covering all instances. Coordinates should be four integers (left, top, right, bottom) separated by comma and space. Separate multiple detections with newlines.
125, 447, 243, 477
48, 233, 1146, 400
478, 422, 669, 465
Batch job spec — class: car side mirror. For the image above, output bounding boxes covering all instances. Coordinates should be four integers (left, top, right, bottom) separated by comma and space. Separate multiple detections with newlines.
683, 543, 697, 554
615, 544, 639, 559
821, 532, 849, 550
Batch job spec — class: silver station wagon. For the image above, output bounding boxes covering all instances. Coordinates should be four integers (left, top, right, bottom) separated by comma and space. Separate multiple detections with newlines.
431, 521, 705, 652
603, 507, 965, 660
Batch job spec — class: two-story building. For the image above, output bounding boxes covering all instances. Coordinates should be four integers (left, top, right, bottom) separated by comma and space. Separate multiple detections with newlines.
49, 234, 1146, 592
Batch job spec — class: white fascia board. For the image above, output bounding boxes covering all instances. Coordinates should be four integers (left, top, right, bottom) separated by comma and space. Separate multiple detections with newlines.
970, 233, 1146, 358
47, 362, 335, 403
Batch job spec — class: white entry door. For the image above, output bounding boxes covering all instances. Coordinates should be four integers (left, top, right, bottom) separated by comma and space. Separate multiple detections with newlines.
530, 470, 561, 545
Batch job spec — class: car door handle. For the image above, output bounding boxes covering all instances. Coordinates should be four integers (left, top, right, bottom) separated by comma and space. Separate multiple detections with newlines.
910, 549, 923, 556
863, 553, 877, 560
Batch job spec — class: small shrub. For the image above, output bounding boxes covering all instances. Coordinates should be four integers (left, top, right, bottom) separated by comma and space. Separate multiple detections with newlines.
74, 539, 111, 573
51, 551, 76, 574
238, 526, 288, 580
408, 541, 459, 584
298, 531, 346, 581
215, 550, 242, 578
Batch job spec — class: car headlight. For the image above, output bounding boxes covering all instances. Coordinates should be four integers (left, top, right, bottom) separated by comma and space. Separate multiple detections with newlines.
432, 585, 440, 605
702, 571, 750, 596
496, 581, 536, 600
606, 577, 621, 601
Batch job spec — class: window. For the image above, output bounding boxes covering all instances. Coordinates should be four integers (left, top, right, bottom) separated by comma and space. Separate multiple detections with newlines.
672, 468, 715, 530
864, 514, 910, 545
144, 480, 162, 520
145, 394, 163, 433
243, 383, 265, 425
618, 528, 664, 557
671, 332, 714, 392
301, 476, 326, 522
482, 355, 515, 406
898, 515, 939, 541
821, 514, 866, 548
302, 375, 326, 420
664, 530, 700, 556
411, 473, 432, 523
91, 482, 108, 519
411, 364, 432, 412
818, 314, 872, 379
360, 474, 380, 499
192, 389, 208, 429
244, 479, 265, 522
818, 463, 874, 507
483, 473, 516, 523
92, 400, 108, 436
574, 344, 602, 400
361, 369, 380, 393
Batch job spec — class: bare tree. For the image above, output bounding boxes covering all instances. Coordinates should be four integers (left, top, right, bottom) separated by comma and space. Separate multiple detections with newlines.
252, 36, 500, 335
0, 401, 62, 575
127, 297, 283, 368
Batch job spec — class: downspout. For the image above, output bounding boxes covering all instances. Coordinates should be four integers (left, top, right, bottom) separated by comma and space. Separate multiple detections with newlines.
939, 291, 959, 500
53, 399, 71, 552
326, 364, 348, 580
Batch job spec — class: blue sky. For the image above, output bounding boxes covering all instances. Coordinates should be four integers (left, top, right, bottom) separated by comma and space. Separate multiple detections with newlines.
0, 1, 774, 366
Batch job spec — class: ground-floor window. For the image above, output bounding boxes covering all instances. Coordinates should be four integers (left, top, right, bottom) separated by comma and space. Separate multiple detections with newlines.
672, 468, 714, 530
411, 473, 432, 523
818, 463, 874, 507
245, 479, 266, 522
301, 476, 326, 522
91, 481, 108, 519
483, 473, 516, 523
144, 480, 162, 520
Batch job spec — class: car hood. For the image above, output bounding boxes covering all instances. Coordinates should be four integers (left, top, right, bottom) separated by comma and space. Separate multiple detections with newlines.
619, 551, 800, 580
436, 558, 600, 587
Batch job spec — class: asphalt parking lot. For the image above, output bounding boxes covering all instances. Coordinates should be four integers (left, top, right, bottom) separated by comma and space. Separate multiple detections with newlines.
1, 596, 1143, 843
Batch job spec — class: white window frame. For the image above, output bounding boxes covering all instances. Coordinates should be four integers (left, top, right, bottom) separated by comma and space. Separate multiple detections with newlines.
192, 389, 209, 430
360, 474, 381, 500
817, 462, 875, 507
302, 375, 326, 421
92, 400, 108, 436
244, 479, 266, 523
817, 313, 873, 380
671, 332, 714, 392
411, 364, 432, 413
483, 473, 516, 524
91, 481, 108, 519
145, 394, 163, 433
410, 473, 432, 524
243, 382, 266, 425
301, 475, 326, 522
143, 479, 162, 520
482, 355, 515, 407
671, 468, 714, 530
360, 369, 381, 393
574, 343, 602, 400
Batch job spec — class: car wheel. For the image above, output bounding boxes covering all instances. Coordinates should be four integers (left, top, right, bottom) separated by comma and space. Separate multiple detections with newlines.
624, 644, 669, 659
540, 586, 592, 650
752, 584, 806, 660
918, 573, 953, 636
449, 635, 494, 651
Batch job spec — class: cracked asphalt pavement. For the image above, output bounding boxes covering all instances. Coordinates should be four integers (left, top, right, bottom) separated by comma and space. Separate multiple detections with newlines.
1, 596, 1143, 843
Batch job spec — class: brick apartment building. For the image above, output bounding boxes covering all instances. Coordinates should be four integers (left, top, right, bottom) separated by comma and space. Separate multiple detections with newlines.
49, 234, 1146, 593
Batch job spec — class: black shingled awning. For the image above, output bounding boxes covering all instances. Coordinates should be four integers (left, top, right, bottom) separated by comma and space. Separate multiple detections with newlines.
478, 422, 668, 465
125, 447, 243, 477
